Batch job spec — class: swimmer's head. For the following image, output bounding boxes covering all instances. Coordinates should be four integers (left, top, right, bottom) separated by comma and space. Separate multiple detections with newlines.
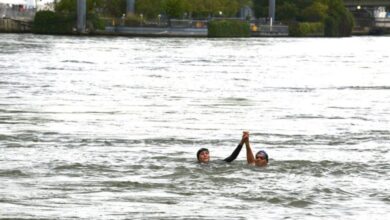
197, 148, 210, 163
255, 150, 268, 166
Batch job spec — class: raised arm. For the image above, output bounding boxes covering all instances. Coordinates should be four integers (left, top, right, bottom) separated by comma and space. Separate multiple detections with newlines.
223, 133, 246, 163
245, 133, 256, 165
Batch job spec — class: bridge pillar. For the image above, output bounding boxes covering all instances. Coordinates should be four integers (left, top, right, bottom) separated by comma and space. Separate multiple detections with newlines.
269, 0, 275, 24
127, 0, 135, 15
77, 0, 86, 33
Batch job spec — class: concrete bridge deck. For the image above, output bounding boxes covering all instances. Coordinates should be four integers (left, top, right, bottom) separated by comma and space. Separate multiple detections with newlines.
344, 0, 390, 7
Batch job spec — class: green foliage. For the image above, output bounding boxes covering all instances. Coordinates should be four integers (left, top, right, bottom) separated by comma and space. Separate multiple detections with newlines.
135, 0, 251, 19
55, 0, 126, 17
88, 12, 105, 30
124, 14, 143, 26
324, 16, 337, 36
135, 0, 164, 19
324, 0, 354, 37
49, 0, 355, 37
32, 10, 75, 34
100, 0, 126, 17
51, 0, 106, 32
253, 0, 354, 37
163, 0, 186, 18
277, 2, 299, 22
289, 22, 324, 37
55, 0, 76, 13
221, 0, 240, 16
55, 0, 103, 13
252, 0, 268, 18
186, 0, 251, 18
208, 19, 250, 37
301, 1, 328, 22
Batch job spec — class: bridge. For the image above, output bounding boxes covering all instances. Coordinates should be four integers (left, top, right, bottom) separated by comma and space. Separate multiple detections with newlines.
344, 0, 390, 7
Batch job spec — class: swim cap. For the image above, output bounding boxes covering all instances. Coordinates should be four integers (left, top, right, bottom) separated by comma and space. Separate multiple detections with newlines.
256, 150, 269, 162
197, 148, 209, 160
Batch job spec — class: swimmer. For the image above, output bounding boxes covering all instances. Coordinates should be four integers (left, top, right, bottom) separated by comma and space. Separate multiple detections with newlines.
244, 132, 269, 167
196, 132, 248, 164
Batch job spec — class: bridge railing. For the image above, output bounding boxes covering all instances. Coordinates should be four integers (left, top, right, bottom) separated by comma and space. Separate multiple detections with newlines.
170, 19, 208, 28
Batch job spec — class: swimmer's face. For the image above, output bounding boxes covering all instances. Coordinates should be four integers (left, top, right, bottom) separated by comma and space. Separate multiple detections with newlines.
198, 150, 210, 163
255, 153, 267, 167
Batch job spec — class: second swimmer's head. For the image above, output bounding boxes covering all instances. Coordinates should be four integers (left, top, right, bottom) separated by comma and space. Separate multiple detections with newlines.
255, 150, 269, 167
255, 150, 268, 162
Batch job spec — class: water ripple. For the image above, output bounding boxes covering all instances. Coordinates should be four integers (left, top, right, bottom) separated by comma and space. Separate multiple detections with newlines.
1, 34, 389, 219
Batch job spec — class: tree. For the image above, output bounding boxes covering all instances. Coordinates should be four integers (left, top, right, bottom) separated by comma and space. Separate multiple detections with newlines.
55, 0, 77, 13
324, 0, 354, 37
301, 0, 328, 22
55, 0, 104, 13
135, 0, 164, 19
252, 0, 268, 18
163, 0, 186, 18
277, 1, 299, 22
101, 0, 126, 17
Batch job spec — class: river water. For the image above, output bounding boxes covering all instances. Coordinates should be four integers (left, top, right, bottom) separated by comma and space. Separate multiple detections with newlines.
0, 34, 389, 219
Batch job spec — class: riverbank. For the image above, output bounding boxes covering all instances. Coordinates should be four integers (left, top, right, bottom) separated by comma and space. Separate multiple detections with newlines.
97, 24, 289, 37
2, 17, 390, 37
0, 18, 31, 33
0, 18, 289, 37
100, 26, 208, 37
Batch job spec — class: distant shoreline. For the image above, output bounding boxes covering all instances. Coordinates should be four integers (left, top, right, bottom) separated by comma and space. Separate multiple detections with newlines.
1, 18, 389, 38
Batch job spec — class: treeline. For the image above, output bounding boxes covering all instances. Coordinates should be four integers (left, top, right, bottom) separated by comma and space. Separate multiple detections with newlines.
53, 0, 252, 18
33, 0, 252, 34
33, 0, 354, 37
136, 0, 353, 37
135, 0, 252, 19
253, 0, 354, 37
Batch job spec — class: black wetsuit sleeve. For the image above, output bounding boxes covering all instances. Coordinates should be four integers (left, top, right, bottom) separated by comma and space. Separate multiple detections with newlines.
223, 143, 243, 163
